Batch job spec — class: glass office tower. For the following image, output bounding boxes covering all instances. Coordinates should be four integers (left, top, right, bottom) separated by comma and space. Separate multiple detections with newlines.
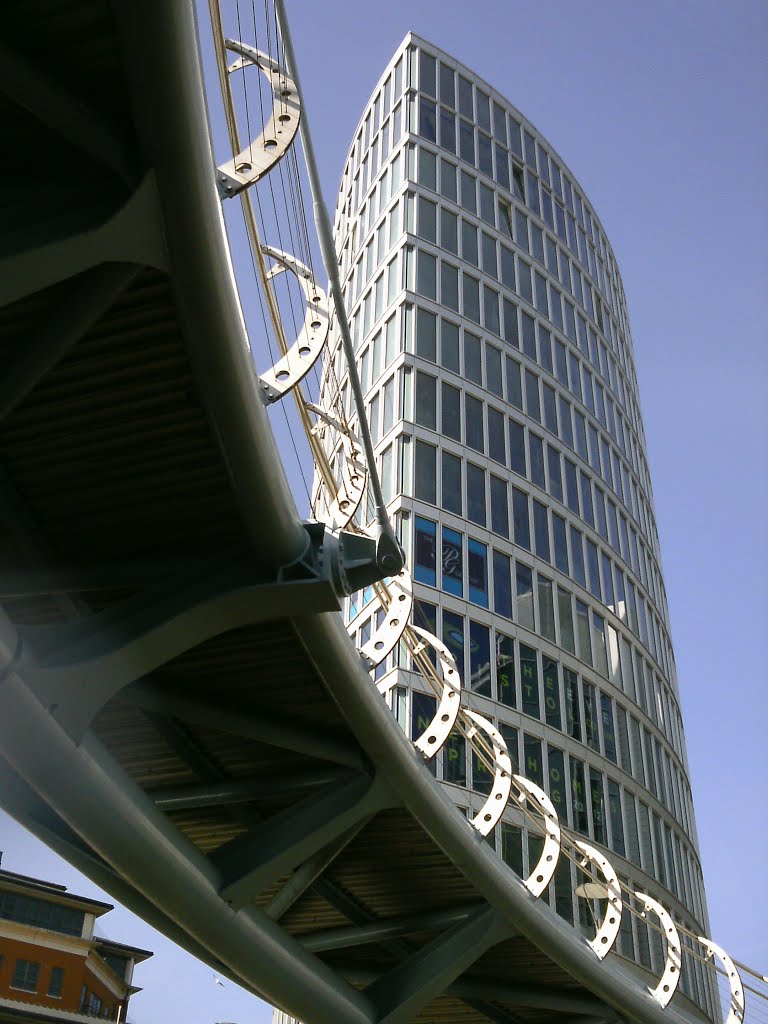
315, 33, 713, 1017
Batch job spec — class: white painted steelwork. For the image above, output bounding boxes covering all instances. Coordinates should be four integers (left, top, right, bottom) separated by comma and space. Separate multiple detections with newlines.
217, 40, 300, 196
636, 893, 682, 1007
463, 711, 512, 836
307, 404, 367, 531
355, 570, 413, 666
257, 246, 329, 403
574, 840, 623, 959
698, 938, 745, 1024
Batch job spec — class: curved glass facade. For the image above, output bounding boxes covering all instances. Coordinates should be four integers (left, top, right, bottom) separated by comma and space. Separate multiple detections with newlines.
319, 33, 713, 1015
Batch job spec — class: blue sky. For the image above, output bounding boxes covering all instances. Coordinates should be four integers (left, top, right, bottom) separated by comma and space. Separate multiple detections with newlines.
1, 2, 765, 1021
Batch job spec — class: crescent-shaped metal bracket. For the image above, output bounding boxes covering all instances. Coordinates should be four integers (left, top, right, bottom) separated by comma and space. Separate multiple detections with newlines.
257, 246, 329, 403
377, 627, 461, 759
463, 711, 512, 837
697, 937, 745, 1024
512, 775, 561, 897
217, 40, 301, 198
355, 571, 413, 668
635, 892, 682, 1007
573, 840, 623, 959
306, 403, 367, 531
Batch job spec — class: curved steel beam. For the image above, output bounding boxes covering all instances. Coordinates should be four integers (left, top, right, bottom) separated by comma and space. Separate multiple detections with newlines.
216, 40, 300, 197
511, 775, 561, 897
257, 245, 329, 404
698, 938, 745, 1024
636, 893, 682, 1007
574, 840, 623, 960
293, 610, 700, 1024
398, 627, 461, 758
463, 711, 512, 836
306, 403, 366, 530
116, 0, 308, 570
355, 571, 412, 667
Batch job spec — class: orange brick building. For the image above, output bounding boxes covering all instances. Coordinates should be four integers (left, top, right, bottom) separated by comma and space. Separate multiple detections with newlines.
0, 857, 151, 1022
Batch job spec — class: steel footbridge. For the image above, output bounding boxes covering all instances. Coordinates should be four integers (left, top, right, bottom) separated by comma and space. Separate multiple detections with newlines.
0, 4, 762, 1024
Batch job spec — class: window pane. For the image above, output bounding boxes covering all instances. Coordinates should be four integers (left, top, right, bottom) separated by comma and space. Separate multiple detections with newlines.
464, 331, 482, 382
416, 249, 436, 298
518, 259, 533, 303
524, 734, 543, 787
552, 513, 568, 573
441, 382, 461, 440
439, 107, 456, 152
441, 320, 460, 371
601, 694, 617, 764
415, 371, 437, 429
480, 182, 495, 224
414, 440, 436, 504
503, 295, 519, 345
441, 450, 462, 515
564, 667, 580, 739
418, 148, 437, 190
439, 63, 455, 106
488, 407, 506, 464
533, 500, 550, 562
543, 655, 561, 728
417, 195, 437, 241
460, 170, 476, 211
416, 308, 437, 361
440, 158, 457, 201
472, 743, 493, 795
493, 551, 513, 620
469, 620, 491, 695
442, 525, 463, 596
570, 756, 589, 834
465, 393, 484, 452
559, 589, 575, 655
590, 769, 606, 844
529, 432, 545, 489
576, 599, 592, 665
483, 286, 500, 334
443, 730, 465, 785
512, 487, 530, 549
419, 50, 437, 96
467, 538, 488, 606
539, 576, 556, 643
12, 959, 40, 993
583, 682, 599, 750
48, 966, 64, 998
516, 565, 535, 632
570, 526, 586, 587
463, 273, 481, 322
459, 119, 475, 164
519, 643, 539, 718
586, 538, 601, 600
466, 462, 486, 525
509, 419, 526, 477
547, 445, 563, 503
461, 219, 478, 265
441, 261, 459, 311
441, 208, 458, 253
490, 474, 509, 536
486, 345, 503, 397
608, 779, 625, 856
543, 383, 558, 434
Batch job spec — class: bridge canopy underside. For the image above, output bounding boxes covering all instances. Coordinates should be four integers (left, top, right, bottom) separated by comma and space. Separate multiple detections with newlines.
0, 4, 716, 1024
